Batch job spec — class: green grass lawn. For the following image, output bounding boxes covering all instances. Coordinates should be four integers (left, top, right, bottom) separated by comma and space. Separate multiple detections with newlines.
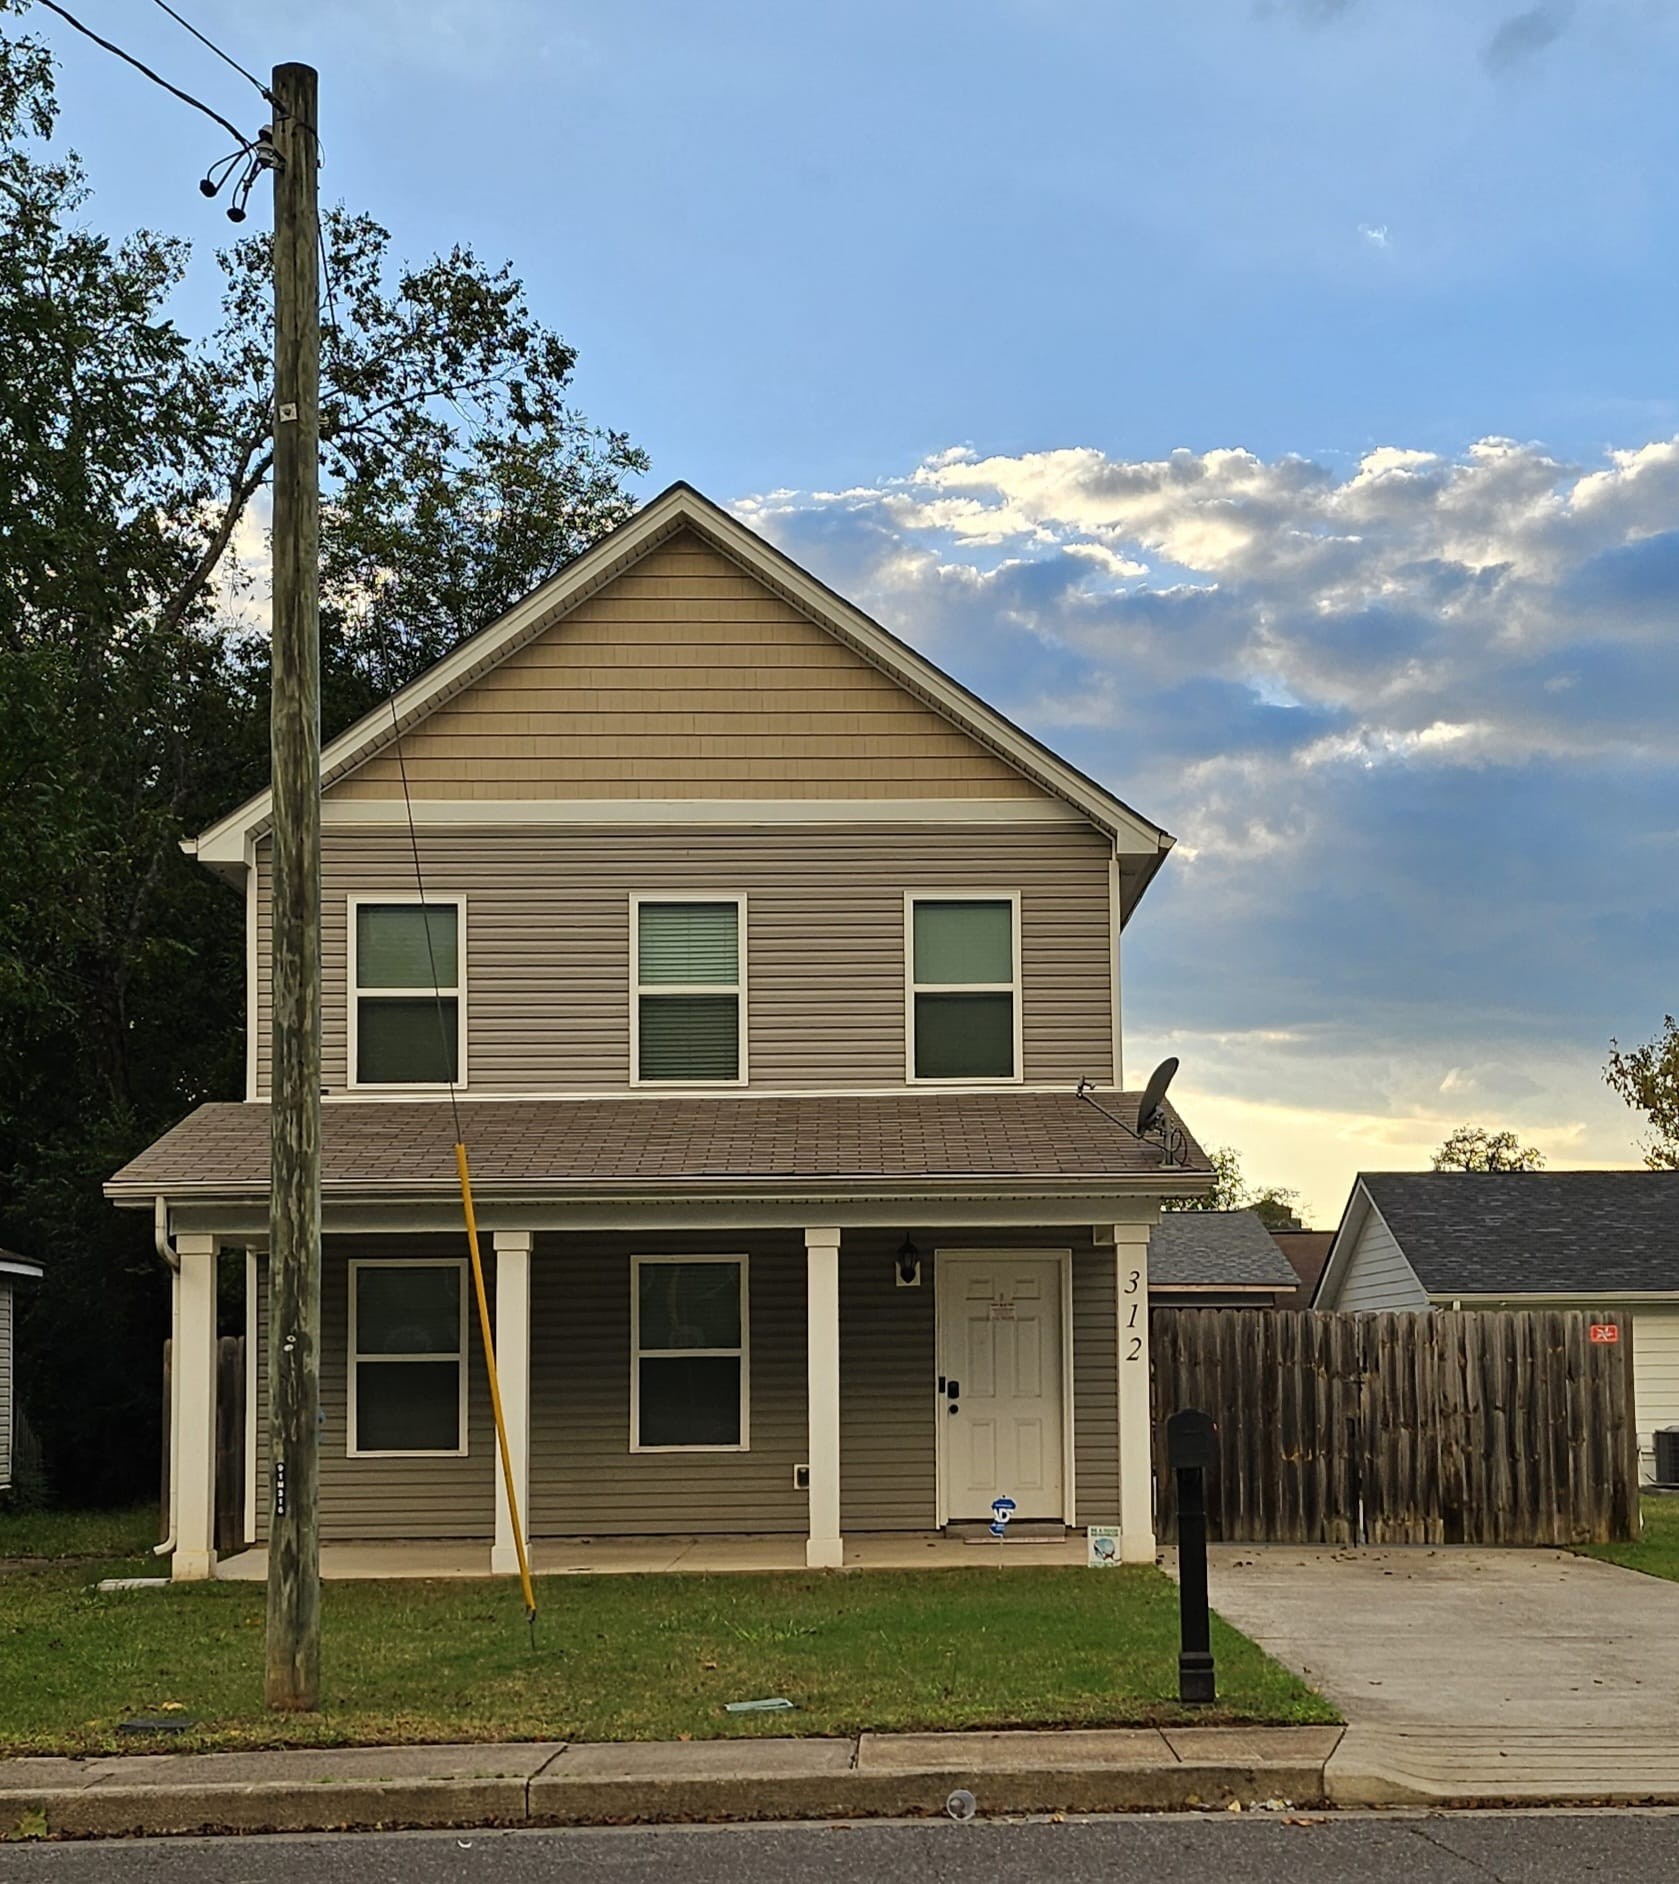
1581, 1494, 1679, 1580
0, 1504, 159, 1564
0, 1553, 1334, 1756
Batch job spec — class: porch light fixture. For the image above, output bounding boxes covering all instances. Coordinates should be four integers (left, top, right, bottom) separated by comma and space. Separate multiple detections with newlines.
895, 1235, 922, 1289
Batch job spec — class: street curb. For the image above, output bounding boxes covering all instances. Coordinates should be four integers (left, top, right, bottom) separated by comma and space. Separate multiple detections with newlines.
0, 1732, 1341, 1839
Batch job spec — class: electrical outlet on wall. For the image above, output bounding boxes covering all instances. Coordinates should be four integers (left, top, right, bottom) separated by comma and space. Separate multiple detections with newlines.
793, 1464, 811, 1492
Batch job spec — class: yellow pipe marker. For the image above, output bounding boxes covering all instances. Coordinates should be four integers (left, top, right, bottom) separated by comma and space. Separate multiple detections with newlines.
455, 1140, 537, 1618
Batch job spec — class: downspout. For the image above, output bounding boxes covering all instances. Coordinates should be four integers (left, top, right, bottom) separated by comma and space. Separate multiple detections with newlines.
153, 1197, 180, 1558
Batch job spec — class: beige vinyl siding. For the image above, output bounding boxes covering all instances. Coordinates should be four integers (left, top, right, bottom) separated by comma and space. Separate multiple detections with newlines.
256, 1240, 496, 1543
1072, 1246, 1120, 1526
1329, 1204, 1430, 1312
529, 1230, 808, 1536
254, 825, 1115, 1095
1633, 1308, 1679, 1481
331, 532, 1038, 803
283, 1225, 1123, 1542
0, 1284, 12, 1489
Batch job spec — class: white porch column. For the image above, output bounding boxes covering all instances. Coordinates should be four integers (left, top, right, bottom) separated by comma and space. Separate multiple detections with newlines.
173, 1233, 220, 1582
491, 1231, 533, 1577
804, 1226, 843, 1569
1112, 1220, 1157, 1563
243, 1242, 265, 1546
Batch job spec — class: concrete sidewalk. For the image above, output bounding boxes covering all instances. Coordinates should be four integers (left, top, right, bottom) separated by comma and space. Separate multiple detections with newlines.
1, 1729, 1341, 1838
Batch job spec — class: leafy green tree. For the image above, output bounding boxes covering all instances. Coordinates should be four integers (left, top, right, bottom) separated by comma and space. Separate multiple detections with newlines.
1163, 1145, 1303, 1228
1606, 1018, 1679, 1170
1430, 1125, 1546, 1173
0, 2, 645, 1502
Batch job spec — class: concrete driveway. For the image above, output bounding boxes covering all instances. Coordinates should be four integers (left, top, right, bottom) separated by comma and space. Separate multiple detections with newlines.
1198, 1544, 1679, 1801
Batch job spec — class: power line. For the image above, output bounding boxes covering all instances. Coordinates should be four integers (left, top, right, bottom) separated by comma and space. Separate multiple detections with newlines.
148, 0, 270, 101
32, 0, 252, 146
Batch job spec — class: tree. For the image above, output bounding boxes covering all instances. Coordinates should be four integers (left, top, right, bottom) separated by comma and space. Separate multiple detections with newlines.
1163, 1145, 1303, 1228
0, 4, 646, 1501
1606, 1018, 1679, 1170
1430, 1125, 1546, 1173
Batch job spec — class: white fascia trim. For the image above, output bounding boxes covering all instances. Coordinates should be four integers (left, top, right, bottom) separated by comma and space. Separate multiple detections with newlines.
1428, 1292, 1677, 1307
193, 485, 1171, 865
1312, 1178, 1374, 1309
0, 1259, 43, 1281
317, 797, 1087, 829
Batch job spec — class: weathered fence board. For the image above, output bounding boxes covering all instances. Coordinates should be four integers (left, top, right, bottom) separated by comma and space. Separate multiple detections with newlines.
1152, 1307, 1640, 1546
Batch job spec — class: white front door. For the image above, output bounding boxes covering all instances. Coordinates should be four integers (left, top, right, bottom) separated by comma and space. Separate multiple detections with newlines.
937, 1253, 1067, 1522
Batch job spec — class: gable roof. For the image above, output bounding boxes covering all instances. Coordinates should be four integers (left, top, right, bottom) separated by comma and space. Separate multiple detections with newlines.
1150, 1209, 1299, 1289
1323, 1171, 1679, 1299
190, 483, 1172, 915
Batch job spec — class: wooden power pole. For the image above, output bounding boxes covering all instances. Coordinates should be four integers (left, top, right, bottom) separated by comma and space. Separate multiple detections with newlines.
265, 59, 323, 1712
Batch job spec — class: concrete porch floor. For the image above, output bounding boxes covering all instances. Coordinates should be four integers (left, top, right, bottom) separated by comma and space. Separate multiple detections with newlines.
213, 1531, 1094, 1580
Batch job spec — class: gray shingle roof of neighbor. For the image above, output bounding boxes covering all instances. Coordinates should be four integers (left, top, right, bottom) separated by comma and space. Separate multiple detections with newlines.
105, 1092, 1212, 1200
1149, 1209, 1299, 1288
1359, 1171, 1679, 1296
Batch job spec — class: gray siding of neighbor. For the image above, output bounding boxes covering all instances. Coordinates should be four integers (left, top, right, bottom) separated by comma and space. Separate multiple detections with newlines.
0, 1284, 12, 1490
1330, 1203, 1431, 1313
252, 824, 1116, 1097
256, 1238, 497, 1543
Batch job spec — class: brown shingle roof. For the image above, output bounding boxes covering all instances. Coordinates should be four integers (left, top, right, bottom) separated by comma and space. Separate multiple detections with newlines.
107, 1092, 1210, 1201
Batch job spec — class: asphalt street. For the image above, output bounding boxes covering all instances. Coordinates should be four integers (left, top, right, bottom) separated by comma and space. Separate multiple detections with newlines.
3, 1812, 1676, 1882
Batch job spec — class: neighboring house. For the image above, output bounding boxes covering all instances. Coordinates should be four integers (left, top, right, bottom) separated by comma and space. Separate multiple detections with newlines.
1, 1249, 44, 1494
1149, 1211, 1299, 1308
1314, 1171, 1679, 1479
1270, 1228, 1335, 1310
107, 483, 1212, 1581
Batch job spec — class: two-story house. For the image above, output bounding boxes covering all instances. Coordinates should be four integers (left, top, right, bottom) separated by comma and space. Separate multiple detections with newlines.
107, 483, 1210, 1581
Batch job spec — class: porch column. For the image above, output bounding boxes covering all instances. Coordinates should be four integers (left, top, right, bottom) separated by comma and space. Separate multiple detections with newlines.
173, 1233, 220, 1582
805, 1226, 843, 1569
1112, 1220, 1156, 1563
491, 1231, 532, 1577
243, 1242, 265, 1547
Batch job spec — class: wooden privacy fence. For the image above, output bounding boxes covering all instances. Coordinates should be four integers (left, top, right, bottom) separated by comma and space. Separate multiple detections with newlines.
160, 1334, 246, 1555
1152, 1308, 1641, 1547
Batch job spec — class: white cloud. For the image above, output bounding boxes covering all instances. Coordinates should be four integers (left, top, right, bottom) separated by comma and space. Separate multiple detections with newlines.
1358, 222, 1392, 249
739, 435, 1679, 1213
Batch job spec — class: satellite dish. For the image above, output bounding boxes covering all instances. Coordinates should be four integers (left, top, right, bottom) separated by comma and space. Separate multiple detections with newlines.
1135, 1056, 1180, 1136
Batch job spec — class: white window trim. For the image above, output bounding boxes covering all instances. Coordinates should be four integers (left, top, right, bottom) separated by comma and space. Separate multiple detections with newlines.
347, 1257, 470, 1459
629, 892, 749, 1088
903, 890, 1025, 1086
346, 892, 468, 1093
629, 1253, 751, 1453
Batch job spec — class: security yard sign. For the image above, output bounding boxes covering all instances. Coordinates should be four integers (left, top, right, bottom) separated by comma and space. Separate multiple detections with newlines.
1087, 1525, 1120, 1567
990, 1496, 1016, 1538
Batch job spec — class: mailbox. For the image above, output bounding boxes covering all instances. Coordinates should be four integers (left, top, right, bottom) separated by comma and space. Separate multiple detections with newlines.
1167, 1407, 1217, 1474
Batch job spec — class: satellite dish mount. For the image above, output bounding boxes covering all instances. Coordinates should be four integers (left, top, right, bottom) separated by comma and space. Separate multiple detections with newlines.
1135, 1057, 1187, 1166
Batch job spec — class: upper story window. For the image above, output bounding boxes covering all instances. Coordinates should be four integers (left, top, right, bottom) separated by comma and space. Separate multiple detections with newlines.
632, 896, 746, 1084
347, 1259, 467, 1456
349, 897, 464, 1089
906, 893, 1021, 1082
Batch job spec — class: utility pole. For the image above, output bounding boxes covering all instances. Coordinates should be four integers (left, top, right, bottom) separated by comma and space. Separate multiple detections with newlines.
265, 59, 322, 1713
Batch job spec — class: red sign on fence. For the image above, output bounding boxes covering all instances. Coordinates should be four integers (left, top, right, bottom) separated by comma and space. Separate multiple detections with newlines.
1590, 1323, 1620, 1344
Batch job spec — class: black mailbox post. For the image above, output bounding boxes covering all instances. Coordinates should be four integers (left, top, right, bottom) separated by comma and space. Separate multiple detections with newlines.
1166, 1407, 1217, 1705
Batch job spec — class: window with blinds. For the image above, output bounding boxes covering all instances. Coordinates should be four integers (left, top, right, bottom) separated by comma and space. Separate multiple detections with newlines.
634, 899, 744, 1082
351, 899, 462, 1087
909, 895, 1019, 1080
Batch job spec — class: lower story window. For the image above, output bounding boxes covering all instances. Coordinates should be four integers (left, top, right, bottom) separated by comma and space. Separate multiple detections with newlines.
349, 1260, 467, 1456
631, 1256, 748, 1450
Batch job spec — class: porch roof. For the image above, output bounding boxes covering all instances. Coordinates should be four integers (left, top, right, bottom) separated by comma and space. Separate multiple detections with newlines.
106, 1090, 1210, 1206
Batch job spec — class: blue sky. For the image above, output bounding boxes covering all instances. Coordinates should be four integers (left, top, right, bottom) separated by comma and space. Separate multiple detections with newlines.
33, 0, 1679, 1219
